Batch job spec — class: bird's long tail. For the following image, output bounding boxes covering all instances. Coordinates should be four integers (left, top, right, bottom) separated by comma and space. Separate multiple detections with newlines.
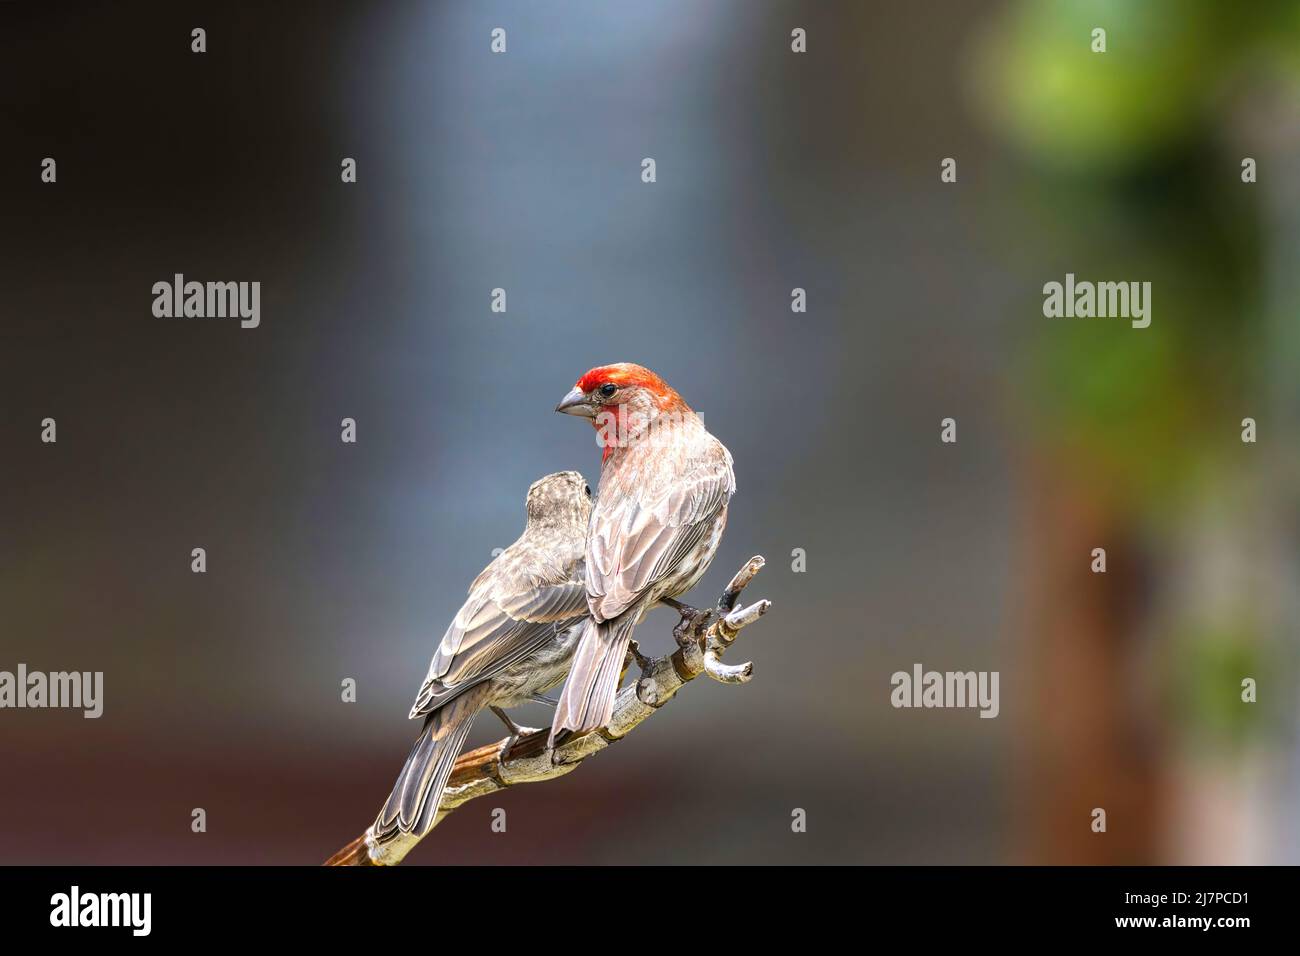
550, 616, 635, 746
372, 683, 489, 844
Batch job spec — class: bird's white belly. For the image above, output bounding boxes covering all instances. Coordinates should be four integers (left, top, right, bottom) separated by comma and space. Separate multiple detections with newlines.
488, 622, 584, 707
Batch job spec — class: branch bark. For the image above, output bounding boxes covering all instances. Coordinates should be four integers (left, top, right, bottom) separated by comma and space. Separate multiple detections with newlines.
324, 555, 771, 866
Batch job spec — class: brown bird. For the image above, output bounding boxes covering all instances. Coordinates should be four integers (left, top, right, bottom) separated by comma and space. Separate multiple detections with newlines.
551, 363, 735, 746
371, 470, 592, 845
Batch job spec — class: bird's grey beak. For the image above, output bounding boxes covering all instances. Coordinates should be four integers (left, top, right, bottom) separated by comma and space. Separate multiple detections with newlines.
555, 385, 594, 417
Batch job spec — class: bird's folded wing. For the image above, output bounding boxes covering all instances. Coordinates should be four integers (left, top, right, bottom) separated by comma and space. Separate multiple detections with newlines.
586, 451, 735, 622
409, 571, 587, 720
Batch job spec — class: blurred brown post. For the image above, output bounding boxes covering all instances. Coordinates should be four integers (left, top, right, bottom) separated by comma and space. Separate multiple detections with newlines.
1016, 457, 1168, 863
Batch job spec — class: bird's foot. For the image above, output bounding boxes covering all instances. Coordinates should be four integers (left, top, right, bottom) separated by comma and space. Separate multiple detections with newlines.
669, 602, 715, 648
527, 694, 557, 706
627, 638, 653, 670
490, 705, 537, 760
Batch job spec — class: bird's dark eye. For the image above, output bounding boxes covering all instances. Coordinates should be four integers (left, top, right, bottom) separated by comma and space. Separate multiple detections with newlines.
584, 484, 592, 498
598, 383, 618, 398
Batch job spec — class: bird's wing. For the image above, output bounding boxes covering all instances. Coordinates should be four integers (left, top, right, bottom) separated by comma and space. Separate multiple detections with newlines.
586, 444, 735, 622
409, 545, 587, 719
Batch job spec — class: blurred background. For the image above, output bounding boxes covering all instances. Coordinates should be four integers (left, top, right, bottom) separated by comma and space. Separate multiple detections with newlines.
2, 0, 1297, 864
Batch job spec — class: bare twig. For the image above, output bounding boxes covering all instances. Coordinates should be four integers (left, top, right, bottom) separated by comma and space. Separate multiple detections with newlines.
324, 555, 770, 866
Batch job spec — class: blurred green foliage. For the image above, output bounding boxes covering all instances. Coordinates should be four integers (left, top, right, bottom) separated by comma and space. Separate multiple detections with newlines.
977, 0, 1281, 510
979, 0, 1276, 174
1015, 170, 1263, 511
1170, 623, 1274, 747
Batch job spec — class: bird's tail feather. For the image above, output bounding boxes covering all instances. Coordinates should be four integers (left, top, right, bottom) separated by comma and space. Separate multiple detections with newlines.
550, 616, 634, 746
372, 684, 488, 843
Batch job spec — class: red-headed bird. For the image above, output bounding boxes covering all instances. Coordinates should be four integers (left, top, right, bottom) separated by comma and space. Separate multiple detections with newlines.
551, 363, 735, 745
372, 471, 593, 845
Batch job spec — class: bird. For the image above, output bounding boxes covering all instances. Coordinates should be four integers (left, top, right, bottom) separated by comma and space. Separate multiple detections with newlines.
371, 470, 593, 845
550, 363, 735, 747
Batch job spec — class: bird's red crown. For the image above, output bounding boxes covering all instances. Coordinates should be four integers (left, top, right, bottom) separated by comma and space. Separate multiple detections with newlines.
576, 363, 690, 411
